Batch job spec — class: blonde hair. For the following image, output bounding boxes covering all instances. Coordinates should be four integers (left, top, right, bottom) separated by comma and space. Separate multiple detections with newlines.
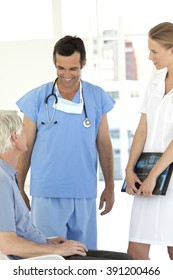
149, 22, 173, 49
0, 110, 22, 153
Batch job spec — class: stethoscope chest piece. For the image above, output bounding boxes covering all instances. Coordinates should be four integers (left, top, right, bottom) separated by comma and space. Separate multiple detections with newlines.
83, 118, 91, 128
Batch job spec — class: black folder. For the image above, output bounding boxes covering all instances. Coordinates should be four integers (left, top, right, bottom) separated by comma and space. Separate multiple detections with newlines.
121, 152, 173, 195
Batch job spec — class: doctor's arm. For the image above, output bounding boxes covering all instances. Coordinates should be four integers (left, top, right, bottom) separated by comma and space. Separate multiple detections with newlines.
96, 114, 115, 215
17, 115, 37, 209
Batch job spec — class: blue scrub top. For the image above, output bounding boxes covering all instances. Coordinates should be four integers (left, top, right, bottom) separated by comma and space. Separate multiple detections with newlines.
16, 80, 115, 198
0, 160, 47, 259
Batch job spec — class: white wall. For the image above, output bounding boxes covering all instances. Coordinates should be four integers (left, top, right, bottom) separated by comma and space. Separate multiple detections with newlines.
0, 39, 61, 184
0, 39, 59, 110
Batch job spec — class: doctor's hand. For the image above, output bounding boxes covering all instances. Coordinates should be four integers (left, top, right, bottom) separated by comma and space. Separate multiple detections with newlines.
99, 186, 115, 216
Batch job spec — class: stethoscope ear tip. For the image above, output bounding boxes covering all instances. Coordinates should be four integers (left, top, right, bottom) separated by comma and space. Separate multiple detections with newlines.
41, 121, 58, 125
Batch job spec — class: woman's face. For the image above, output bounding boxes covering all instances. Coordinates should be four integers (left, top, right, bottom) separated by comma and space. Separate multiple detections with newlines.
148, 37, 173, 70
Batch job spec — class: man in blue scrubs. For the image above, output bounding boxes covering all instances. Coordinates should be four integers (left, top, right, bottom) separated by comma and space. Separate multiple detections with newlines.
0, 110, 132, 260
16, 36, 115, 249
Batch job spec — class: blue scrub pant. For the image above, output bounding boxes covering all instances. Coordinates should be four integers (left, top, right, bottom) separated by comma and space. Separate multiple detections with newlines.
31, 197, 97, 249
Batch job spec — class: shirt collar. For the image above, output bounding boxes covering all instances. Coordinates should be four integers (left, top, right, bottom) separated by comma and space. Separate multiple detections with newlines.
0, 159, 17, 179
152, 68, 167, 85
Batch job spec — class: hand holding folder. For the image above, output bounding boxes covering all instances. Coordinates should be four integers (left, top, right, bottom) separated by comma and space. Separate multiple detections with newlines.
121, 153, 173, 195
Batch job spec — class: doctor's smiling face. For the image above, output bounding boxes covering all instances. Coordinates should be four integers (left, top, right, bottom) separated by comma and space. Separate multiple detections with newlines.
55, 51, 86, 92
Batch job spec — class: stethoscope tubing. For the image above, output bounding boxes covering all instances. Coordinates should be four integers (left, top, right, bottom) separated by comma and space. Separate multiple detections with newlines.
45, 77, 58, 104
43, 78, 91, 127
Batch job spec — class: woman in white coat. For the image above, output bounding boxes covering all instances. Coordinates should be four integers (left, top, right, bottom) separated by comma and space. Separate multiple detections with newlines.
125, 22, 173, 259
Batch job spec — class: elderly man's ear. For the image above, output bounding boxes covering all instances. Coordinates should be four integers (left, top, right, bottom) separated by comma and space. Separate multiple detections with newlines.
11, 132, 19, 144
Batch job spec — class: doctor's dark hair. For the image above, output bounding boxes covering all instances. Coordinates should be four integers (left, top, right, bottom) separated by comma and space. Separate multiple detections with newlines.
149, 22, 173, 49
0, 110, 22, 154
53, 35, 86, 65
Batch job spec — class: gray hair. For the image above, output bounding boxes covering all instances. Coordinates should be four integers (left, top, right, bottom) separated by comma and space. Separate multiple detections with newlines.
0, 110, 22, 153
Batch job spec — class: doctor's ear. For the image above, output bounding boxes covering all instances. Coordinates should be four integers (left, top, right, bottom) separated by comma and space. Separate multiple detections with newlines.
53, 57, 56, 66
81, 59, 87, 69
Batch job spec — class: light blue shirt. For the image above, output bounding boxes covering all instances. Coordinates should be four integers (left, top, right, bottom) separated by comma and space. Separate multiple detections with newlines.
16, 80, 115, 198
0, 160, 47, 259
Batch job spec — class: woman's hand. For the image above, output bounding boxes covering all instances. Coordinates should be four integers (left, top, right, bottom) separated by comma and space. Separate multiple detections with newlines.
137, 175, 157, 196
125, 170, 142, 195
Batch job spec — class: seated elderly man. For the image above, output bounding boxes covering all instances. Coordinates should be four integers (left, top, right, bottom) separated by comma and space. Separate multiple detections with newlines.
0, 110, 132, 260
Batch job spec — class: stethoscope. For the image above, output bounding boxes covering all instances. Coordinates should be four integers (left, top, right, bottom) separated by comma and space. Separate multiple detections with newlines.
41, 78, 91, 127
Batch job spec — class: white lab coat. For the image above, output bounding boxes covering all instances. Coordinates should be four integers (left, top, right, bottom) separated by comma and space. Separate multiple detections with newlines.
129, 68, 173, 246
